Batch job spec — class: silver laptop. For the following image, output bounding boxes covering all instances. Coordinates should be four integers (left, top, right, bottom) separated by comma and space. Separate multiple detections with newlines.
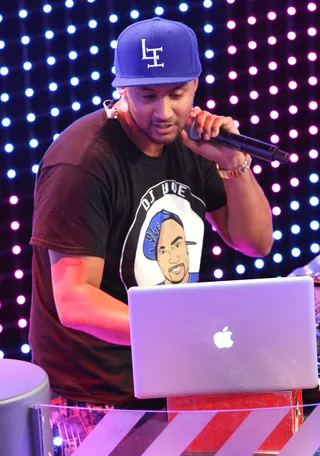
128, 276, 319, 399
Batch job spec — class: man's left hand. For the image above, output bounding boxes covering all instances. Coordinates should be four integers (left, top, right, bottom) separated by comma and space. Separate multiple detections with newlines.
180, 107, 245, 169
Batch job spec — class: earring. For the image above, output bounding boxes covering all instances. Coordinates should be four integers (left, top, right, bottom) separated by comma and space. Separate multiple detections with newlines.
103, 99, 118, 119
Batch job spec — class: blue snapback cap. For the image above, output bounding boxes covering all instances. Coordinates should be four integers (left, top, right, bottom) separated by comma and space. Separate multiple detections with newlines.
112, 17, 202, 88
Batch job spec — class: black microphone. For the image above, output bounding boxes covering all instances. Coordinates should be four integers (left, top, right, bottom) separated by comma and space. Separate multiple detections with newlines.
185, 118, 290, 164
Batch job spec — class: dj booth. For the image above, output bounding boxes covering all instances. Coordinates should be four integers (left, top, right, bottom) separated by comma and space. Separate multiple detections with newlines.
1, 357, 320, 456
1, 256, 320, 455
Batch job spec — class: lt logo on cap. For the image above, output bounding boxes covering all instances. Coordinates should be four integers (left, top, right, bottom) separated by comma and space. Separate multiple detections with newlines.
141, 39, 164, 69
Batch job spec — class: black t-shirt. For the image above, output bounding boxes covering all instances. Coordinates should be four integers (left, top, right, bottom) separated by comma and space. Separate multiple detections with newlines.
29, 108, 226, 407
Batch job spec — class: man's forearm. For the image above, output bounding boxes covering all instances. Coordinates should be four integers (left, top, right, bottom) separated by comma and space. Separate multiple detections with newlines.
224, 170, 273, 256
60, 283, 131, 346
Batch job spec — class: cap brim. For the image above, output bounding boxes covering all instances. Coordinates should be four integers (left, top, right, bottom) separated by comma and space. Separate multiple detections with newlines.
111, 74, 200, 88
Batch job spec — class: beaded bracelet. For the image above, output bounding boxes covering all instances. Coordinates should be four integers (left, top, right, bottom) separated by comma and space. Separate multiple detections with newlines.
216, 153, 252, 180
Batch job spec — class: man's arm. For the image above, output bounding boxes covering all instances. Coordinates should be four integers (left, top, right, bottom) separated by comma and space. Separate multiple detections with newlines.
49, 251, 131, 346
206, 169, 273, 257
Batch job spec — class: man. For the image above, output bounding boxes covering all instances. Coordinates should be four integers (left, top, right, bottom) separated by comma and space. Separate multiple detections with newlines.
29, 17, 273, 411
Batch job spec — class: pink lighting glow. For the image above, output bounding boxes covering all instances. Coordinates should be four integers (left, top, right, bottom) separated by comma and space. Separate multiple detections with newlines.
249, 66, 258, 75
228, 45, 237, 54
268, 62, 277, 70
17, 295, 26, 305
253, 165, 262, 174
289, 129, 298, 139
287, 31, 296, 40
272, 184, 281, 193
287, 7, 296, 15
289, 105, 298, 114
271, 161, 280, 168
14, 270, 24, 279
11, 221, 20, 231
230, 95, 239, 104
267, 12, 277, 20
250, 91, 259, 100
309, 101, 318, 110
227, 21, 236, 29
290, 154, 299, 163
228, 71, 237, 80
18, 318, 28, 329
207, 100, 216, 109
308, 52, 317, 61
308, 76, 318, 85
270, 110, 279, 119
12, 245, 21, 255
308, 27, 317, 36
309, 126, 318, 135
247, 16, 256, 25
251, 115, 259, 124
271, 135, 280, 144
268, 36, 277, 45
269, 86, 279, 95
272, 207, 281, 216
288, 56, 297, 65
288, 81, 298, 90
9, 196, 19, 205
212, 246, 222, 255
248, 41, 257, 50
307, 3, 317, 12
290, 178, 300, 187
309, 150, 318, 159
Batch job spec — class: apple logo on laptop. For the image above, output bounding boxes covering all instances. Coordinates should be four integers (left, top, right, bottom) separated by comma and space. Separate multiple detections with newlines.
213, 326, 234, 349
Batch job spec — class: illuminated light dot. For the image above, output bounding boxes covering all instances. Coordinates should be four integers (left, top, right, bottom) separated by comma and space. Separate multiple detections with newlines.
90, 45, 99, 55
228, 45, 237, 55
311, 243, 320, 254
0, 324, 2, 333
21, 36, 30, 45
309, 149, 318, 159
206, 75, 215, 83
212, 246, 222, 255
1, 93, 9, 102
248, 16, 256, 25
204, 24, 213, 33
17, 295, 26, 305
273, 230, 282, 240
227, 20, 236, 29
308, 3, 317, 12
230, 95, 239, 105
272, 207, 281, 216
227, 0, 235, 3
5, 144, 14, 153
15, 270, 24, 280
21, 344, 31, 354
49, 82, 58, 91
270, 110, 279, 119
289, 129, 298, 138
11, 221, 20, 230
310, 173, 319, 183
310, 196, 319, 206
29, 139, 39, 148
69, 51, 77, 60
290, 177, 299, 187
214, 269, 223, 279
2, 117, 11, 127
290, 201, 299, 210
88, 20, 97, 29
207, 100, 216, 109
0, 351, 4, 359
67, 25, 76, 34
248, 41, 257, 50
18, 318, 27, 328
309, 101, 318, 110
51, 108, 59, 117
268, 11, 277, 20
229, 71, 237, 80
205, 50, 214, 59
288, 56, 297, 65
179, 2, 189, 12
308, 27, 317, 36
255, 259, 264, 269
272, 183, 281, 193
308, 76, 317, 86
273, 253, 283, 263
309, 125, 318, 135
92, 96, 101, 105
27, 113, 36, 122
47, 56, 56, 65
109, 14, 118, 22
203, 0, 213, 8
70, 77, 79, 86
287, 6, 296, 15
110, 40, 117, 49
10, 196, 19, 205
308, 52, 317, 61
7, 169, 16, 179
289, 105, 298, 114
268, 36, 277, 45
270, 134, 280, 144
287, 31, 296, 40
291, 224, 300, 234
19, 9, 28, 18
271, 161, 280, 168
250, 91, 259, 100
249, 66, 258, 75
290, 154, 299, 163
130, 9, 140, 19
12, 245, 21, 255
32, 164, 39, 174
234, 120, 240, 129
251, 115, 259, 124
269, 61, 277, 70
65, 0, 74, 7
269, 86, 278, 95
1, 66, 9, 75
43, 4, 52, 13
72, 102, 81, 111
112, 90, 121, 100
53, 437, 63, 447
253, 165, 262, 174
291, 248, 301, 257
310, 221, 320, 230
236, 265, 245, 274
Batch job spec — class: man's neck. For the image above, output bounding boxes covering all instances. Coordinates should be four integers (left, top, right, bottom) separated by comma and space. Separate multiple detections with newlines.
117, 108, 164, 158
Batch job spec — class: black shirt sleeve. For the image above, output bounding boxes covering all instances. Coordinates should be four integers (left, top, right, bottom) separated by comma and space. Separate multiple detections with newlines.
203, 160, 227, 212
30, 164, 112, 258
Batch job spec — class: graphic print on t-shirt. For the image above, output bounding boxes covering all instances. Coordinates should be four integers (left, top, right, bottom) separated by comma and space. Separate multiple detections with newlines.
120, 180, 206, 289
